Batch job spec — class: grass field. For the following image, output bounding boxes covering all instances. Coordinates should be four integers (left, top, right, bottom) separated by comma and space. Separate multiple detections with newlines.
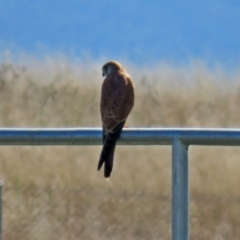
1, 54, 240, 239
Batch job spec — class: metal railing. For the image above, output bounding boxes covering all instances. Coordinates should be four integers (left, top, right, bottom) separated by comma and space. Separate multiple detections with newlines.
1, 127, 240, 240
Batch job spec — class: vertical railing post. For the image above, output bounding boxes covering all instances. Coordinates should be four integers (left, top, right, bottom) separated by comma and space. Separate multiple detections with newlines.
172, 138, 189, 240
0, 181, 2, 240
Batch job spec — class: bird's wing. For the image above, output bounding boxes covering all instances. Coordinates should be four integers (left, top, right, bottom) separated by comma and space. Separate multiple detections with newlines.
101, 73, 134, 132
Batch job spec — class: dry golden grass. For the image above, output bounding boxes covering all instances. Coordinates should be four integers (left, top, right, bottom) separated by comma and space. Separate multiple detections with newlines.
1, 55, 240, 239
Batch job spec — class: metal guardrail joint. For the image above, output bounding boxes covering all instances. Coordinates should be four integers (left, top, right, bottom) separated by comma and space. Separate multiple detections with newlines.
0, 127, 239, 240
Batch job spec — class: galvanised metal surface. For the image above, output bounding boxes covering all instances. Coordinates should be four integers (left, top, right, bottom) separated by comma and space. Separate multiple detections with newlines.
0, 127, 240, 240
0, 127, 239, 145
172, 139, 189, 240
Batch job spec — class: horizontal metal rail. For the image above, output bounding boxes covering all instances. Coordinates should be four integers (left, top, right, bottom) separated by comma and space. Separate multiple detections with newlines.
0, 127, 239, 240
0, 127, 239, 145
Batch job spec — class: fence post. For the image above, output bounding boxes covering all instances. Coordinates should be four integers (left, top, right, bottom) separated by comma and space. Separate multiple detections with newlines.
172, 138, 189, 240
0, 181, 2, 240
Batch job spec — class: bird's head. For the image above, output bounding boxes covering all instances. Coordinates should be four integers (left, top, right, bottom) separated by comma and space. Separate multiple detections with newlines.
102, 60, 124, 77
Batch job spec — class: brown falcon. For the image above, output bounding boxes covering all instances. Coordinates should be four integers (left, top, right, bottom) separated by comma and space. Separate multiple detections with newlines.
98, 61, 135, 178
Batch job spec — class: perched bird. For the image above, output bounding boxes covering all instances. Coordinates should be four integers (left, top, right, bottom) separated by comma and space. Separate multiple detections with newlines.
98, 61, 135, 178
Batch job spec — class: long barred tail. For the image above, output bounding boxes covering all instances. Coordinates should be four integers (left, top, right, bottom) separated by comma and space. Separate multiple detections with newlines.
98, 121, 126, 178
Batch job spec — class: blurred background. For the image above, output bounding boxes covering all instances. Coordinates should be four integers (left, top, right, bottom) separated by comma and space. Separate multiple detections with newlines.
1, 1, 240, 239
